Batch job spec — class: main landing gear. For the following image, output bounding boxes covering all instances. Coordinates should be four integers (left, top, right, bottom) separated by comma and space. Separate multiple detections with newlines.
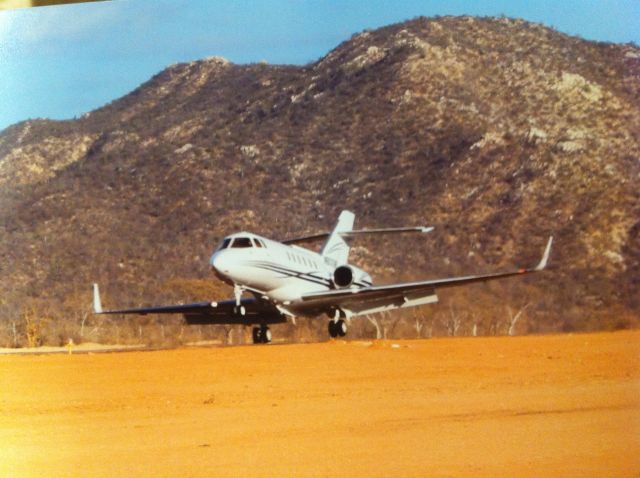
328, 319, 347, 338
252, 326, 272, 344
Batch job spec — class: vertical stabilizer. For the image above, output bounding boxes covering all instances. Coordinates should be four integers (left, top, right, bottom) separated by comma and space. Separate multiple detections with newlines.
321, 210, 355, 264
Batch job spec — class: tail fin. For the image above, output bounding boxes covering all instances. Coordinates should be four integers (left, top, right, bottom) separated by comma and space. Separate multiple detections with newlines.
321, 210, 355, 265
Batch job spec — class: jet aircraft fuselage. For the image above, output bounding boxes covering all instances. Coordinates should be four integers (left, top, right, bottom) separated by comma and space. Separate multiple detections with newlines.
210, 232, 370, 310
93, 210, 552, 344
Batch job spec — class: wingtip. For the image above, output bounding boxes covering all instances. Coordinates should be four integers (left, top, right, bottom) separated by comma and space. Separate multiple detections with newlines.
92, 283, 103, 314
535, 236, 553, 271
420, 226, 435, 233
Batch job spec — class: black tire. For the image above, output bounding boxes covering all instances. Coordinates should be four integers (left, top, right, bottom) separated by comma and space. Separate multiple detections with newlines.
328, 321, 338, 338
252, 327, 261, 344
261, 327, 272, 343
337, 319, 347, 337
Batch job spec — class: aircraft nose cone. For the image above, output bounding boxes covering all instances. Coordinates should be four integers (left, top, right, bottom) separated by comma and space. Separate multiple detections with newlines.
211, 252, 229, 274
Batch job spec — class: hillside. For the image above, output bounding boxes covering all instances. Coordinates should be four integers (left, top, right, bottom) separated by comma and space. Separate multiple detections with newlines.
0, 16, 638, 344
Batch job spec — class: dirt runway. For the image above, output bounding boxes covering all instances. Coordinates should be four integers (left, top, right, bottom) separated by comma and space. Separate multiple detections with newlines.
1, 331, 639, 477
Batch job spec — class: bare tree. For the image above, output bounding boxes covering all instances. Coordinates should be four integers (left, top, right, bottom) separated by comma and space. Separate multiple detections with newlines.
381, 311, 403, 339
488, 317, 499, 336
426, 319, 434, 338
413, 310, 437, 339
506, 303, 530, 336
61, 290, 94, 342
86, 314, 106, 342
22, 306, 48, 348
11, 320, 18, 347
446, 302, 463, 337
79, 304, 92, 339
470, 311, 480, 337
413, 311, 424, 338
221, 325, 234, 345
366, 314, 382, 339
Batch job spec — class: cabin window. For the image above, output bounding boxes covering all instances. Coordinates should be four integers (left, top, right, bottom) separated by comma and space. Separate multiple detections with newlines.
218, 238, 232, 250
230, 237, 253, 248
252, 238, 263, 248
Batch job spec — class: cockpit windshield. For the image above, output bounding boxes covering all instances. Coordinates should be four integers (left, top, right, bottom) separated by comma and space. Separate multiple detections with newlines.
230, 237, 253, 248
217, 236, 264, 250
217, 238, 232, 250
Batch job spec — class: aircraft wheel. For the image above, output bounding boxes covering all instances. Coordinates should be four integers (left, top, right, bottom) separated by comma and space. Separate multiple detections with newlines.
328, 321, 339, 338
337, 319, 347, 337
261, 327, 272, 344
252, 327, 261, 344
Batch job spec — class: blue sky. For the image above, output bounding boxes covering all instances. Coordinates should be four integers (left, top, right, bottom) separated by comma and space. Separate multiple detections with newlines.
0, 0, 638, 131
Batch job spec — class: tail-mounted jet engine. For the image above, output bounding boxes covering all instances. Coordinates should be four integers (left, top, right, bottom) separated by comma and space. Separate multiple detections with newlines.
332, 265, 354, 288
331, 264, 372, 289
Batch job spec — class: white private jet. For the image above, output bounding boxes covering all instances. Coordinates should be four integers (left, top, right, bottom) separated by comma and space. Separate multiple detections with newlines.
93, 210, 552, 344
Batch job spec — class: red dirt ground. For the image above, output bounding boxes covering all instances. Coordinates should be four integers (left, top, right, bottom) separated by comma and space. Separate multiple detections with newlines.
1, 330, 639, 477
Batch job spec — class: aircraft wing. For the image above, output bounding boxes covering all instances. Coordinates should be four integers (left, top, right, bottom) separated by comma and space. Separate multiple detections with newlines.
282, 226, 433, 245
300, 237, 553, 316
92, 285, 285, 325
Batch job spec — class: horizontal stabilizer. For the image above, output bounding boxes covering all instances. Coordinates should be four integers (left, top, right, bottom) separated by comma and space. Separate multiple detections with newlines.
341, 226, 434, 239
282, 225, 433, 245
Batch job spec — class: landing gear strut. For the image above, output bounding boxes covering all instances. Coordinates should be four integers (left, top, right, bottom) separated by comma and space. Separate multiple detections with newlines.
233, 284, 245, 316
252, 326, 272, 344
328, 319, 347, 338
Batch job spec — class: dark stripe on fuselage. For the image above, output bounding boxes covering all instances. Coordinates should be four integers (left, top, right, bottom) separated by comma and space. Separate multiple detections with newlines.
247, 260, 372, 289
248, 260, 328, 281
247, 261, 331, 288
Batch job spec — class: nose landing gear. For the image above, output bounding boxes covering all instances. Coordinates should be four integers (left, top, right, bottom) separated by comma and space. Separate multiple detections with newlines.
233, 284, 245, 316
252, 326, 272, 344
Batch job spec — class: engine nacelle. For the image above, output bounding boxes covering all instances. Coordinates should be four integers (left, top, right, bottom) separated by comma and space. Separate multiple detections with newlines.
332, 264, 372, 289
332, 265, 354, 288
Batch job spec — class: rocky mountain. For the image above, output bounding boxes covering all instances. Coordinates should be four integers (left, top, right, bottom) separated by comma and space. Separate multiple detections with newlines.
1, 16, 638, 343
